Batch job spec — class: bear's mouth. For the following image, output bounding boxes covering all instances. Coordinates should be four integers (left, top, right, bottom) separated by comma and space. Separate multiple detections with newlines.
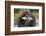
22, 17, 33, 20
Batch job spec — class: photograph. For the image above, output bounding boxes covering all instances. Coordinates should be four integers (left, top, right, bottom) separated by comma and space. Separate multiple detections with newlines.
14, 8, 39, 27
11, 5, 42, 31
5, 1, 45, 35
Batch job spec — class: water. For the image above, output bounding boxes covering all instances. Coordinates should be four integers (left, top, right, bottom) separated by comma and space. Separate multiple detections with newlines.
35, 16, 39, 26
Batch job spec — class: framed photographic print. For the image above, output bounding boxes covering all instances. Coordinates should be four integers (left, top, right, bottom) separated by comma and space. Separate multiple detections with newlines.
5, 1, 45, 35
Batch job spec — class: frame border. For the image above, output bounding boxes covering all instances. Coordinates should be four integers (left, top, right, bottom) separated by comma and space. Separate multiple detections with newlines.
5, 1, 45, 35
